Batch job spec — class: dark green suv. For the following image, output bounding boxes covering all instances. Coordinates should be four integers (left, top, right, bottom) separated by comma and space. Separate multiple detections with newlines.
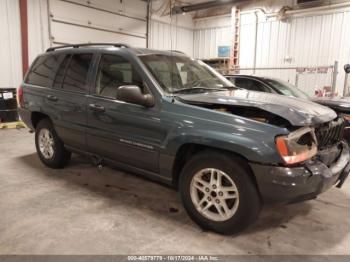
18, 43, 350, 234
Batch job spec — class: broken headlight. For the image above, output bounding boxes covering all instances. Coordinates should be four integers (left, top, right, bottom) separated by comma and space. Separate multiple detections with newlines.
275, 127, 317, 165
342, 114, 350, 123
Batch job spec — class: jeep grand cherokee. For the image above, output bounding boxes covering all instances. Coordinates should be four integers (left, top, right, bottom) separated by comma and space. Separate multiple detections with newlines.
18, 43, 350, 234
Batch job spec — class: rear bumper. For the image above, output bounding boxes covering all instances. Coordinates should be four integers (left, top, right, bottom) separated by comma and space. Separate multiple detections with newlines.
18, 107, 33, 130
250, 141, 350, 204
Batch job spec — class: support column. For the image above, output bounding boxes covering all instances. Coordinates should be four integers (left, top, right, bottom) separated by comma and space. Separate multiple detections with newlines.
19, 0, 28, 77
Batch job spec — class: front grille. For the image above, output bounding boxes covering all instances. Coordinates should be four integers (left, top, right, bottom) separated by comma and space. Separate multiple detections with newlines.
315, 118, 345, 149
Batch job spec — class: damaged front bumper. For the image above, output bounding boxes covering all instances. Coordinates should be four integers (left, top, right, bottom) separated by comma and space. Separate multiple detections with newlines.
250, 141, 350, 204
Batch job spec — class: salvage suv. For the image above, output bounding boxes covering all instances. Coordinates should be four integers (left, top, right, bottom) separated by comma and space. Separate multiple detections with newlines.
18, 43, 350, 234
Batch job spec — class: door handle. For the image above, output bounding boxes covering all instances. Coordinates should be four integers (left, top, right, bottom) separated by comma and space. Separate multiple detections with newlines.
89, 104, 105, 112
46, 95, 58, 102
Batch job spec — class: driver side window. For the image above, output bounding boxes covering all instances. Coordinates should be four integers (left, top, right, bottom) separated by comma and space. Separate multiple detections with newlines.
95, 54, 144, 99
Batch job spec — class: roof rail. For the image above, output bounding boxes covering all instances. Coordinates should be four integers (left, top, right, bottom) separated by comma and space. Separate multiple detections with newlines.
46, 43, 131, 52
167, 50, 186, 55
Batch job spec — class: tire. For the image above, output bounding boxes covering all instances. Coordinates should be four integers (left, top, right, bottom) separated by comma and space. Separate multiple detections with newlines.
179, 150, 261, 235
35, 118, 71, 169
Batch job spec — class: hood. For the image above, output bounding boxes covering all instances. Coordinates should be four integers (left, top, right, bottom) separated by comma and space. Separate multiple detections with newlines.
313, 97, 350, 113
177, 89, 337, 126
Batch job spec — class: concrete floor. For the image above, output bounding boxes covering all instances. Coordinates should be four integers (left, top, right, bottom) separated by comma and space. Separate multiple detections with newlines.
0, 128, 350, 255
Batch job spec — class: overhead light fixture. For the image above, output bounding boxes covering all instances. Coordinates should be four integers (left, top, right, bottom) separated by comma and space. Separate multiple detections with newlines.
170, 0, 249, 15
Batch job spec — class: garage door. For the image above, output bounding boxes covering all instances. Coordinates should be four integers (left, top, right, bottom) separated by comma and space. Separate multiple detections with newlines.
49, 0, 147, 47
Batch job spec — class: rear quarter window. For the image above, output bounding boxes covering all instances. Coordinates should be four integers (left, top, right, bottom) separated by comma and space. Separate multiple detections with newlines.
25, 54, 61, 87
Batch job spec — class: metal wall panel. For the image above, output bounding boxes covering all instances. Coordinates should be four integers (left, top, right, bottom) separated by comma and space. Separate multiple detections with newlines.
149, 20, 194, 57
27, 0, 147, 65
28, 0, 50, 64
239, 11, 350, 95
51, 0, 146, 38
0, 0, 22, 89
193, 16, 231, 59
49, 0, 147, 47
193, 26, 231, 59
51, 22, 146, 47
64, 0, 147, 19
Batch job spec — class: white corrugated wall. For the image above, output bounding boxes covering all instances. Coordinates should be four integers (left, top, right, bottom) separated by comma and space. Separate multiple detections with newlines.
193, 16, 232, 59
28, 0, 50, 64
149, 19, 194, 57
0, 0, 22, 89
239, 9, 350, 95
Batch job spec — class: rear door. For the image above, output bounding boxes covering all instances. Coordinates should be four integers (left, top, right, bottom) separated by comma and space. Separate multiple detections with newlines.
47, 52, 94, 150
23, 54, 62, 125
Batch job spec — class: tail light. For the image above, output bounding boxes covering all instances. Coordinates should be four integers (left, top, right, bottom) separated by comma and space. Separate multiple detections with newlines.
17, 85, 24, 108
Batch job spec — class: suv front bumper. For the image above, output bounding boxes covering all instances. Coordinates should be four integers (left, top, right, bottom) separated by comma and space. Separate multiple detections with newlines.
250, 141, 350, 204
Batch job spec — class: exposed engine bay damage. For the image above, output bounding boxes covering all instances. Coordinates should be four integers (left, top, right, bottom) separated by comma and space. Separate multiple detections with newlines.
176, 90, 337, 126
196, 102, 323, 165
193, 103, 292, 128
179, 96, 346, 166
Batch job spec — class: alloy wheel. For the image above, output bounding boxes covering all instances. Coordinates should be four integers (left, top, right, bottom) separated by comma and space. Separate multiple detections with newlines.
38, 128, 55, 159
190, 168, 239, 222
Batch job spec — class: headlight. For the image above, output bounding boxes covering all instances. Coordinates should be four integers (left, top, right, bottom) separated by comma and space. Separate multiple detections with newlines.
275, 127, 317, 165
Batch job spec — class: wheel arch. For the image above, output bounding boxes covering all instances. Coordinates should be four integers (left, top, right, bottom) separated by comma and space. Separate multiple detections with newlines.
31, 112, 50, 129
171, 143, 261, 197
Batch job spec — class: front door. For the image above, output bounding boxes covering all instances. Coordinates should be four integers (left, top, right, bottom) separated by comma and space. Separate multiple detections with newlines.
86, 53, 163, 173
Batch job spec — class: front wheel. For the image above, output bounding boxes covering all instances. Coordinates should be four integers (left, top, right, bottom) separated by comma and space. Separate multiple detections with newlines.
35, 118, 71, 169
179, 151, 261, 235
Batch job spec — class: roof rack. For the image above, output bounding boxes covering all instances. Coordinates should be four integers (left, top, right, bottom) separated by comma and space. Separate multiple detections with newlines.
167, 50, 186, 55
46, 43, 131, 52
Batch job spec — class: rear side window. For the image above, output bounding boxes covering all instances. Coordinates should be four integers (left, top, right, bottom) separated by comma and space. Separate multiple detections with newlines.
53, 53, 93, 93
25, 55, 60, 87
62, 54, 93, 93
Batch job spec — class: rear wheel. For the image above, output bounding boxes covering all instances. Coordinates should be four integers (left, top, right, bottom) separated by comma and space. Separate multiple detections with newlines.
35, 118, 71, 168
179, 150, 261, 235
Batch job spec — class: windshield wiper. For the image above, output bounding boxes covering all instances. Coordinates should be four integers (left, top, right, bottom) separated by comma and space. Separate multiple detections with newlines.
172, 87, 231, 94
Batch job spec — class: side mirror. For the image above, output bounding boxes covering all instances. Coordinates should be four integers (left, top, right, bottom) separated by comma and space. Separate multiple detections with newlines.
344, 64, 350, 74
116, 85, 155, 107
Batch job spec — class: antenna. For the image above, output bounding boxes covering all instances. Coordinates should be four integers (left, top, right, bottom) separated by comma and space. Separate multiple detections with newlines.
170, 0, 177, 94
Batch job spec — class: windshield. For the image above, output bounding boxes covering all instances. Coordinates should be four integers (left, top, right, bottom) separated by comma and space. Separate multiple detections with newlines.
139, 54, 234, 94
265, 78, 310, 100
